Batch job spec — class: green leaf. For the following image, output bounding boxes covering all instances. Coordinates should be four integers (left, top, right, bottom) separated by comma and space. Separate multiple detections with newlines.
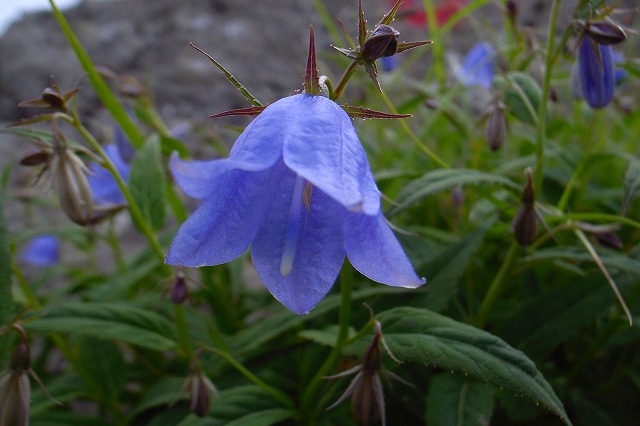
388, 169, 519, 216
426, 374, 495, 426
497, 72, 542, 126
622, 157, 640, 216
224, 409, 294, 426
411, 225, 490, 312
131, 376, 186, 417
377, 307, 573, 425
24, 303, 177, 351
0, 196, 12, 326
129, 134, 167, 231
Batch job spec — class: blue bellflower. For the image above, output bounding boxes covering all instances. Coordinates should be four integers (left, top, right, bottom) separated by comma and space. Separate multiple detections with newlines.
454, 42, 495, 90
20, 235, 60, 267
578, 37, 614, 108
166, 94, 425, 314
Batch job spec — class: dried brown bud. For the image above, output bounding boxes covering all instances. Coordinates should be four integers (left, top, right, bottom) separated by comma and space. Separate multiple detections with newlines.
485, 105, 507, 152
512, 168, 537, 246
584, 19, 627, 46
361, 24, 400, 62
0, 341, 32, 426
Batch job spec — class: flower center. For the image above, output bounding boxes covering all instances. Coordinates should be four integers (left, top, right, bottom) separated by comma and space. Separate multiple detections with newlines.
280, 175, 309, 276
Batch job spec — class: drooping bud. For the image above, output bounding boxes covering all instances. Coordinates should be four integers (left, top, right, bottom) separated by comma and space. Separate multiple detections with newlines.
361, 24, 400, 62
0, 330, 32, 426
578, 37, 614, 109
170, 272, 188, 304
512, 168, 537, 246
177, 350, 219, 417
506, 0, 518, 21
584, 18, 627, 46
594, 231, 623, 250
484, 103, 507, 152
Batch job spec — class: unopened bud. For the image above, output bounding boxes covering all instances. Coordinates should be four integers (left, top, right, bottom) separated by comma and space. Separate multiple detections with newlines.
41, 87, 65, 110
20, 151, 50, 167
506, 0, 518, 20
189, 373, 211, 417
594, 231, 623, 250
0, 342, 32, 426
361, 24, 400, 62
584, 19, 627, 46
485, 104, 507, 152
170, 273, 188, 304
578, 37, 614, 109
512, 169, 537, 246
10, 341, 31, 372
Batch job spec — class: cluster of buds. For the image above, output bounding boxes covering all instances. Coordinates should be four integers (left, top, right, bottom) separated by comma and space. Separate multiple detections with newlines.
332, 0, 432, 92
325, 321, 411, 425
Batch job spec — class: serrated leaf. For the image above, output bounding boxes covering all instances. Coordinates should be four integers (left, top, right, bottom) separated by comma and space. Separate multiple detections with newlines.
497, 72, 542, 126
0, 197, 12, 325
377, 307, 572, 425
411, 225, 490, 312
388, 169, 519, 216
24, 303, 177, 351
129, 134, 167, 230
426, 374, 495, 426
622, 157, 640, 216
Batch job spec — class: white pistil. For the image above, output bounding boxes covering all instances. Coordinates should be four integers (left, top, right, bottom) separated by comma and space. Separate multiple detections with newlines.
280, 175, 306, 276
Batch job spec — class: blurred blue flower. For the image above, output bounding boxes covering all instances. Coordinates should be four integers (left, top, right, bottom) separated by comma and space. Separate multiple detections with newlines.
380, 55, 398, 72
166, 94, 425, 314
578, 37, 614, 108
454, 42, 495, 90
87, 142, 130, 206
20, 235, 60, 267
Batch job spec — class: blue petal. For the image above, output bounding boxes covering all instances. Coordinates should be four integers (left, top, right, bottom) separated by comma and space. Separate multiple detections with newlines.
252, 166, 346, 315
456, 42, 495, 90
165, 166, 277, 267
579, 38, 614, 108
20, 235, 60, 267
281, 94, 380, 215
88, 144, 129, 205
344, 211, 425, 288
169, 153, 231, 200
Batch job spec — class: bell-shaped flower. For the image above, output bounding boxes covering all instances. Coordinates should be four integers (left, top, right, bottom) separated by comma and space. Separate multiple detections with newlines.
166, 94, 425, 314
578, 37, 614, 108
453, 42, 496, 90
19, 234, 60, 267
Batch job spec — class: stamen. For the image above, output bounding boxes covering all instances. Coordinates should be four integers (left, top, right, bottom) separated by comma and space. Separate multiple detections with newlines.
280, 175, 306, 276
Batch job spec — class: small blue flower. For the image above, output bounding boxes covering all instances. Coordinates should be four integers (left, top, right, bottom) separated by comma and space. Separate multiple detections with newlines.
20, 235, 60, 267
380, 55, 399, 72
454, 42, 495, 90
87, 143, 130, 206
166, 94, 425, 314
578, 37, 614, 108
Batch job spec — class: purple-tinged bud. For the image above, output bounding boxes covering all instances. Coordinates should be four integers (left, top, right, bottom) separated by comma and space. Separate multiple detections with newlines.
189, 373, 211, 417
578, 37, 614, 109
594, 231, 623, 250
512, 169, 537, 246
485, 104, 507, 152
170, 273, 188, 304
361, 24, 400, 62
506, 0, 518, 20
584, 19, 627, 46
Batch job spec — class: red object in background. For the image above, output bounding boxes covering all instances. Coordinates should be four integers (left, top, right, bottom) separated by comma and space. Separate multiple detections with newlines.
389, 0, 467, 27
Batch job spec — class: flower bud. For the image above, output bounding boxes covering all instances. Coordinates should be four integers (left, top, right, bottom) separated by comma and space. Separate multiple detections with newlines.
170, 272, 188, 304
189, 373, 212, 417
506, 0, 518, 20
594, 231, 623, 250
578, 37, 614, 109
0, 342, 32, 426
485, 104, 507, 152
512, 169, 537, 246
584, 19, 627, 46
361, 24, 400, 62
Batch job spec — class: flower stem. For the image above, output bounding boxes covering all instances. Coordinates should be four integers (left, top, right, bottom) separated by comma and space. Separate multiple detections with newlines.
331, 60, 359, 101
299, 263, 353, 421
475, 241, 519, 327
173, 304, 194, 358
533, 0, 562, 194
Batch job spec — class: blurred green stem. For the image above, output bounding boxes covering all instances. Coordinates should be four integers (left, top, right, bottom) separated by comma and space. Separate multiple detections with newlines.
331, 60, 358, 101
423, 0, 445, 87
533, 0, 562, 194
173, 304, 194, 358
475, 241, 519, 327
106, 217, 126, 274
299, 263, 353, 422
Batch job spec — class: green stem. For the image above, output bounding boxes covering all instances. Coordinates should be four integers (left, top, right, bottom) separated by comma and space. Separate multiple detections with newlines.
69, 118, 168, 268
106, 217, 126, 274
533, 0, 562, 194
207, 347, 294, 409
173, 304, 194, 358
423, 0, 445, 87
475, 241, 519, 327
379, 91, 449, 168
299, 263, 354, 421
331, 60, 358, 101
